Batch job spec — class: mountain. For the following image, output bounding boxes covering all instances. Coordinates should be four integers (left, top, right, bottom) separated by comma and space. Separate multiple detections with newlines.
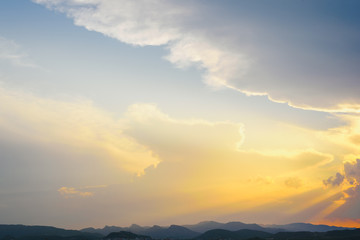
82, 226, 126, 236
183, 221, 267, 233
195, 229, 272, 240
272, 229, 360, 240
0, 225, 101, 239
81, 225, 153, 236
1, 236, 101, 240
82, 224, 199, 239
1, 223, 359, 240
273, 231, 319, 240
196, 228, 360, 240
139, 225, 199, 239
104, 231, 150, 240
183, 222, 223, 233
128, 224, 149, 233
324, 228, 360, 240
80, 221, 356, 239
263, 222, 351, 232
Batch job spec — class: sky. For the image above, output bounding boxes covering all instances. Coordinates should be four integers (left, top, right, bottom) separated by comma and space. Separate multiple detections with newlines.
1, 0, 360, 229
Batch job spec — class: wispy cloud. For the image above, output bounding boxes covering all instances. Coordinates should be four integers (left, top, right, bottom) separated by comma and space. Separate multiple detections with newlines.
83, 185, 108, 189
0, 86, 160, 175
0, 37, 40, 68
58, 187, 93, 198
57, 185, 108, 198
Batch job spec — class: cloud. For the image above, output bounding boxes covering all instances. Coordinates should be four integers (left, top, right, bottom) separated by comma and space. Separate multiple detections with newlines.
323, 159, 360, 188
344, 159, 360, 186
83, 185, 108, 189
33, 0, 183, 46
58, 187, 93, 198
323, 172, 345, 187
319, 159, 360, 224
0, 85, 350, 226
0, 86, 159, 175
33, 0, 360, 112
58, 185, 108, 198
125, 108, 332, 199
124, 103, 245, 163
0, 37, 39, 68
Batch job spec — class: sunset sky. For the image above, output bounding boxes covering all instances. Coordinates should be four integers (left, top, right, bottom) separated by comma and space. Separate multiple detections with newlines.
1, 0, 360, 229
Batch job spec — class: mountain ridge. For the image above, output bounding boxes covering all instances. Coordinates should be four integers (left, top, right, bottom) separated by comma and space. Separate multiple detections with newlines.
0, 224, 101, 239
0, 223, 358, 240
80, 220, 354, 237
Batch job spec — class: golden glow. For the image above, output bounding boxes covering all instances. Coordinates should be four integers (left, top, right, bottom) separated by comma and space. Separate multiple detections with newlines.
314, 218, 360, 228
1, 86, 360, 227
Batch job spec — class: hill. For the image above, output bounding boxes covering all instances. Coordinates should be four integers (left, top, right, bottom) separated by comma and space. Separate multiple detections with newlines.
104, 231, 150, 239
83, 225, 199, 239
135, 225, 199, 239
0, 225, 101, 239
196, 228, 360, 240
195, 229, 272, 240
183, 221, 268, 233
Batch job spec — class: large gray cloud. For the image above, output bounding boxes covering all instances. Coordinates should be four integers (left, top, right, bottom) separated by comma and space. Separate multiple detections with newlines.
33, 0, 360, 112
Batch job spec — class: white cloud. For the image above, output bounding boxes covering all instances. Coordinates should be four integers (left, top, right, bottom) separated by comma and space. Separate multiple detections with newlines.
33, 0, 360, 112
33, 0, 184, 46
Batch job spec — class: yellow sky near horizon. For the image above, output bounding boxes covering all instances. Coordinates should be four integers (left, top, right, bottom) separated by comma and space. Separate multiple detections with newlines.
1, 86, 360, 228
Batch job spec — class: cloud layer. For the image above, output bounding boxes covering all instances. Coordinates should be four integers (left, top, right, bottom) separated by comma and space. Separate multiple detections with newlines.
0, 84, 342, 227
33, 0, 360, 112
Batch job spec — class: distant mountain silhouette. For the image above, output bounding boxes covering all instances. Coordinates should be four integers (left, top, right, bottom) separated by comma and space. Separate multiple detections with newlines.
195, 229, 272, 240
0, 224, 101, 239
81, 221, 355, 237
82, 225, 198, 239
82, 224, 154, 236
196, 228, 360, 240
128, 224, 149, 233
151, 225, 198, 239
1, 236, 100, 240
273, 231, 320, 240
183, 221, 268, 233
263, 222, 351, 232
133, 225, 199, 239
272, 229, 360, 240
104, 231, 150, 240
324, 228, 360, 239
82, 226, 124, 236
1, 223, 359, 240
